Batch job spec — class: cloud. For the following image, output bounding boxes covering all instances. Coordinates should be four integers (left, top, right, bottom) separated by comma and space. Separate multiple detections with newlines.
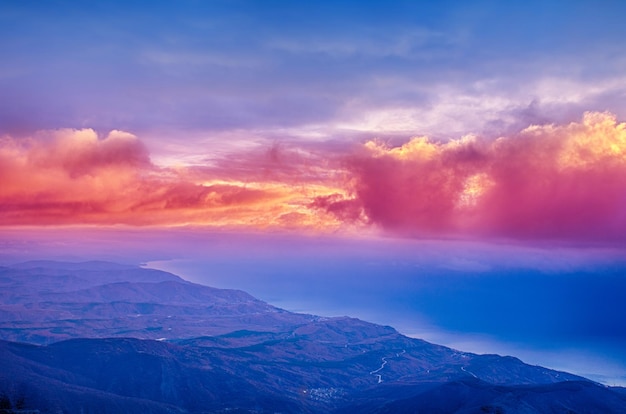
4, 0, 626, 146
32, 129, 150, 176
336, 112, 626, 242
3, 113, 626, 243
340, 134, 485, 233
0, 129, 345, 229
479, 112, 626, 240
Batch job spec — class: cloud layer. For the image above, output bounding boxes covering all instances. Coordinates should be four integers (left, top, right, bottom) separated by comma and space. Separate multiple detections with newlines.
1, 112, 626, 243
0, 129, 345, 229
339, 112, 626, 242
3, 1, 626, 144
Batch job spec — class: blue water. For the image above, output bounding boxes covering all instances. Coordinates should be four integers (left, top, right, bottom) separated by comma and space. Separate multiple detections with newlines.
145, 237, 626, 386
3, 228, 624, 384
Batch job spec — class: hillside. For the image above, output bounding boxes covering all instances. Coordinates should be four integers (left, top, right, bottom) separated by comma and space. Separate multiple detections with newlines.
1, 261, 624, 413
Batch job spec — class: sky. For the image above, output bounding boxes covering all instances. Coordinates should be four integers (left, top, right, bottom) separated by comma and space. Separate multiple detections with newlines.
1, 0, 626, 385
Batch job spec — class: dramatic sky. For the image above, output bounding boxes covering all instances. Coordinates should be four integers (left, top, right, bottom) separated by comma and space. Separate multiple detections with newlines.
2, 0, 626, 384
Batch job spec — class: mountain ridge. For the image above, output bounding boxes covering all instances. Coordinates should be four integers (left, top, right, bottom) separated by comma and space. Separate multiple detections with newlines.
1, 260, 624, 413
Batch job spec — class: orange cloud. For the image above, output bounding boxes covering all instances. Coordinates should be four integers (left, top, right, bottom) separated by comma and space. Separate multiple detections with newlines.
3, 113, 626, 243
336, 112, 626, 242
0, 129, 348, 230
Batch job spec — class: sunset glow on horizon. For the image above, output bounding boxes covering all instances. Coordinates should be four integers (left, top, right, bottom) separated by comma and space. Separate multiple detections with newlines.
1, 112, 625, 244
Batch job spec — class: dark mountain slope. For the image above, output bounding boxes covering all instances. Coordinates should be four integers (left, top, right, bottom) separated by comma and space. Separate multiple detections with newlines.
339, 378, 626, 414
0, 261, 625, 413
0, 338, 312, 413
2, 334, 625, 413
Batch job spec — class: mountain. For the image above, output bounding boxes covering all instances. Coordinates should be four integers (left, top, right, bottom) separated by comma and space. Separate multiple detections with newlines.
0, 261, 313, 344
0, 261, 625, 413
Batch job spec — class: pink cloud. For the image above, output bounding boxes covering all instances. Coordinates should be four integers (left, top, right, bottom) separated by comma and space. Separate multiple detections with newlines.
2, 113, 626, 243
337, 112, 626, 242
0, 129, 346, 229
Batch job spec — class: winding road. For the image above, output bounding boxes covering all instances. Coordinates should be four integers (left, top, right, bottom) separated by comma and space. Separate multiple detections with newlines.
370, 350, 406, 384
461, 366, 478, 378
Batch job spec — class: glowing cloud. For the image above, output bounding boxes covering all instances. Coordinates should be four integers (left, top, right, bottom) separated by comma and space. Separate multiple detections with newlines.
2, 113, 626, 243
338, 112, 626, 242
0, 129, 346, 230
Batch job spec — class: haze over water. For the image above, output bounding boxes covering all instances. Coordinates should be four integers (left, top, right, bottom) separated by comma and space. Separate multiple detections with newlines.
140, 233, 626, 386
